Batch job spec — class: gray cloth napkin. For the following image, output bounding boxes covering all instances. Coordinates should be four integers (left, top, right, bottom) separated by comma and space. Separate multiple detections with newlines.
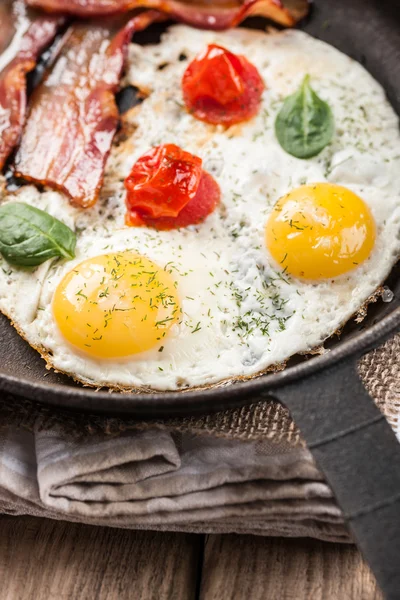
0, 333, 398, 543
0, 425, 347, 542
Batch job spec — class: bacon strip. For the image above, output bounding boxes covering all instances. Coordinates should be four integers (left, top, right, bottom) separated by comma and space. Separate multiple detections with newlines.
14, 11, 164, 208
25, 0, 309, 28
0, 0, 63, 170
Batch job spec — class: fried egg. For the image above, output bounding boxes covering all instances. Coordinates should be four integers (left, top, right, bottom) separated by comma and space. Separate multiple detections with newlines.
0, 25, 399, 390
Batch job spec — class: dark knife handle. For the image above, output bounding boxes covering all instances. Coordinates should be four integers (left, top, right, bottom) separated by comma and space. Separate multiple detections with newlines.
273, 358, 400, 600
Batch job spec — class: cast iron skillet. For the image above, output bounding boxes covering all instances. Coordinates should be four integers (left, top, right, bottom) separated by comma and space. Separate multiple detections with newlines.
1, 0, 400, 597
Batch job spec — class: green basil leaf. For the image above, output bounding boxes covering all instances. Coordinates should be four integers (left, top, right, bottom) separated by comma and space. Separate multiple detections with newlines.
0, 202, 76, 267
275, 74, 334, 159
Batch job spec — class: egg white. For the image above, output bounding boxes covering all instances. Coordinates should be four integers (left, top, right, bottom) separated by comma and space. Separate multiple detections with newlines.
0, 26, 399, 390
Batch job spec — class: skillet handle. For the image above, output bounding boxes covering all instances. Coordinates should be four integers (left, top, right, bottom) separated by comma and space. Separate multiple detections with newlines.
272, 357, 400, 600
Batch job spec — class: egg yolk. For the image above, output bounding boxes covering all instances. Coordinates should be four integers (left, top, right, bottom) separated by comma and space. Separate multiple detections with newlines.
53, 252, 180, 359
265, 183, 376, 280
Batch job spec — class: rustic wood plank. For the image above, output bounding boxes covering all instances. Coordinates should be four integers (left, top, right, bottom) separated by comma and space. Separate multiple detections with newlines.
200, 535, 383, 600
0, 516, 384, 600
0, 516, 202, 600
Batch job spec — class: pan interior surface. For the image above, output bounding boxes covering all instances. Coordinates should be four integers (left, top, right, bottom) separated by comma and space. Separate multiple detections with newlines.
0, 0, 399, 415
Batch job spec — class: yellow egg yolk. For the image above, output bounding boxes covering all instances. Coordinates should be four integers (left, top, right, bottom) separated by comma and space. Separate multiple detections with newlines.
53, 252, 180, 358
265, 183, 376, 280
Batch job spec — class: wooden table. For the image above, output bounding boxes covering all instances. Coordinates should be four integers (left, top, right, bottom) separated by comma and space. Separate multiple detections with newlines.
0, 516, 382, 599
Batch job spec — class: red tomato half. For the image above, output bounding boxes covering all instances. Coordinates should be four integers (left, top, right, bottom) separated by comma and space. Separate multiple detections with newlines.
125, 143, 220, 230
182, 44, 264, 127
125, 143, 202, 219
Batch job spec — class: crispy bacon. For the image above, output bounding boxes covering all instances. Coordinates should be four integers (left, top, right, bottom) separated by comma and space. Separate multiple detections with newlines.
0, 0, 62, 170
14, 11, 164, 208
26, 0, 309, 28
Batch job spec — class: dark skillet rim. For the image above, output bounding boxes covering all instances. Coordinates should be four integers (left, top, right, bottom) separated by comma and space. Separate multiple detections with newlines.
0, 304, 399, 416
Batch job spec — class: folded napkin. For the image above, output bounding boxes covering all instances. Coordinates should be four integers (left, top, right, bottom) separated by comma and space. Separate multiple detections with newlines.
0, 333, 398, 542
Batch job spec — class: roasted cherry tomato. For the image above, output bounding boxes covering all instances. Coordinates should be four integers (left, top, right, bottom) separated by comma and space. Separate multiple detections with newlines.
182, 44, 264, 127
125, 143, 220, 230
